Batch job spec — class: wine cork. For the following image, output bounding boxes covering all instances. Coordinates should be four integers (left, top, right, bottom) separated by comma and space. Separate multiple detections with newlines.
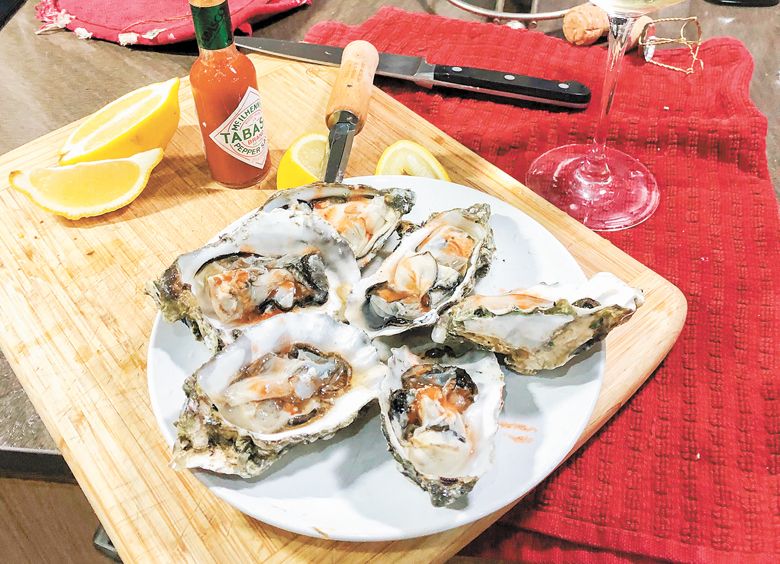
563, 4, 652, 52
563, 4, 609, 46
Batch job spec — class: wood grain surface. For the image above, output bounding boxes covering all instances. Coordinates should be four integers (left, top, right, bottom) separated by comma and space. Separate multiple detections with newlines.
0, 55, 686, 562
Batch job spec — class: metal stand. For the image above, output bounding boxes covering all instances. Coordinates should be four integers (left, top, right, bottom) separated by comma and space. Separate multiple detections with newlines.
446, 0, 570, 29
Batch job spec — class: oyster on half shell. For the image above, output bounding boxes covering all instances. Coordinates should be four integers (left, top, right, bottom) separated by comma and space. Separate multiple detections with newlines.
262, 183, 415, 267
379, 346, 504, 506
346, 204, 494, 338
172, 312, 387, 478
433, 272, 644, 374
147, 208, 360, 352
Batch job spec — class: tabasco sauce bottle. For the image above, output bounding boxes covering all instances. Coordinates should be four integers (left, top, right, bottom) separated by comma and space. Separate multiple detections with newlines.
189, 0, 270, 188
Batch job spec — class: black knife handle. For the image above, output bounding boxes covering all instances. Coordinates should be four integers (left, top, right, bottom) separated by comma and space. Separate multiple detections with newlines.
432, 65, 590, 109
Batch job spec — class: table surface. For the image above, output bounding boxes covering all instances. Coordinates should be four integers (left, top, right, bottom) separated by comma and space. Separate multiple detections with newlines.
0, 0, 776, 471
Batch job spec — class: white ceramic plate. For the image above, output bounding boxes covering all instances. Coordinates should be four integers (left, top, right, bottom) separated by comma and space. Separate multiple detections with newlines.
147, 176, 603, 542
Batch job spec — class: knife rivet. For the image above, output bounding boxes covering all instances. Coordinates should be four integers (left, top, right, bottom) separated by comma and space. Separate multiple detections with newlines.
558, 82, 570, 89
504, 74, 515, 80
452, 66, 463, 72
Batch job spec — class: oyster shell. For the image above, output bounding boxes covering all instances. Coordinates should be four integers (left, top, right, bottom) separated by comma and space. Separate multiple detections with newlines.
262, 183, 415, 267
172, 312, 387, 478
147, 208, 360, 351
346, 204, 494, 338
379, 346, 504, 506
433, 272, 644, 374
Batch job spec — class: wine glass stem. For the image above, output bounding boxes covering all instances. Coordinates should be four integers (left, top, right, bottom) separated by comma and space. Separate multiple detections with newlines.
582, 15, 637, 182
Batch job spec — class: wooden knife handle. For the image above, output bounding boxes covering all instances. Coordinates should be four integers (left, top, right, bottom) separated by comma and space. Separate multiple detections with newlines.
325, 40, 379, 133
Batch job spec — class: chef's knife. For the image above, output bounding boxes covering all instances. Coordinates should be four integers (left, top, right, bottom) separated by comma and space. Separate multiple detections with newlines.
323, 40, 379, 183
235, 37, 590, 109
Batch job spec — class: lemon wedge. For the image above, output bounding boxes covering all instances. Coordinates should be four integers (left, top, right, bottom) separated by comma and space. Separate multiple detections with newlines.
375, 140, 450, 181
276, 132, 328, 189
9, 149, 164, 220
59, 78, 180, 165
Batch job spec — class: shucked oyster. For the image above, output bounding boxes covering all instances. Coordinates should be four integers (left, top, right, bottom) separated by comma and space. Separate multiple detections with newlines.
172, 312, 386, 478
379, 346, 504, 506
262, 183, 415, 267
433, 272, 644, 374
346, 204, 494, 338
192, 253, 328, 325
147, 208, 360, 352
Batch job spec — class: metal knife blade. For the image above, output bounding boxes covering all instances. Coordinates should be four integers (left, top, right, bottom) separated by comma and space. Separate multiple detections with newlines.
324, 117, 356, 183
235, 36, 591, 109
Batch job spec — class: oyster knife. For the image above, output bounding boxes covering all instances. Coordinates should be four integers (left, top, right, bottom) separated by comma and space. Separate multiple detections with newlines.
322, 41, 379, 183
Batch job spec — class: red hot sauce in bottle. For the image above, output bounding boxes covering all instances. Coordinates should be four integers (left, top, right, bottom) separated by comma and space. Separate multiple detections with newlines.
189, 0, 271, 188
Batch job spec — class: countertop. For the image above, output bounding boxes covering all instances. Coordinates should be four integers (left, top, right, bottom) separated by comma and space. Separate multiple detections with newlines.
0, 0, 777, 478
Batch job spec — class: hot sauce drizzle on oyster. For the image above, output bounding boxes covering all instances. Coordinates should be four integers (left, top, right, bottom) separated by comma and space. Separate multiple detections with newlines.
219, 344, 352, 433
196, 252, 329, 326
368, 224, 478, 320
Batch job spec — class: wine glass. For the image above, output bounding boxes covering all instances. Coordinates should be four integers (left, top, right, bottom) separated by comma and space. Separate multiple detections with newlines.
525, 0, 682, 231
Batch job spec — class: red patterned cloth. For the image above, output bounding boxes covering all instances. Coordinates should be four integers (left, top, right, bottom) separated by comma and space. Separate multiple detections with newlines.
34, 0, 309, 45
306, 7, 779, 562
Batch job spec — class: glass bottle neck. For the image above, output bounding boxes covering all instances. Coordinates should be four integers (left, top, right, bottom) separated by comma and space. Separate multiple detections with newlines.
190, 0, 234, 51
197, 43, 239, 60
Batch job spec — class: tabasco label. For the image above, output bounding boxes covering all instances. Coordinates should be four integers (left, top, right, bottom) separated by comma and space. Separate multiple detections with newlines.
209, 87, 268, 169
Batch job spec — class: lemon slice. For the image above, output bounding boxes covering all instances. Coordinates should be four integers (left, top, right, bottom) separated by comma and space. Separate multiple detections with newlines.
276, 132, 328, 189
375, 140, 450, 181
10, 149, 164, 220
59, 78, 180, 165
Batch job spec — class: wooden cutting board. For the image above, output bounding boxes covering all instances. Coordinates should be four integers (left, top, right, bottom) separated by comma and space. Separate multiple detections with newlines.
0, 55, 685, 562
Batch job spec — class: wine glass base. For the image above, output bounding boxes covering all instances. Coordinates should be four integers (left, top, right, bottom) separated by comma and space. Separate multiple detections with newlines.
525, 144, 660, 231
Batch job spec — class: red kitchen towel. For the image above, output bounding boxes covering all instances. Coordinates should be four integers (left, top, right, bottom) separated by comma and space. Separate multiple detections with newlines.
306, 7, 779, 562
34, 0, 309, 45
